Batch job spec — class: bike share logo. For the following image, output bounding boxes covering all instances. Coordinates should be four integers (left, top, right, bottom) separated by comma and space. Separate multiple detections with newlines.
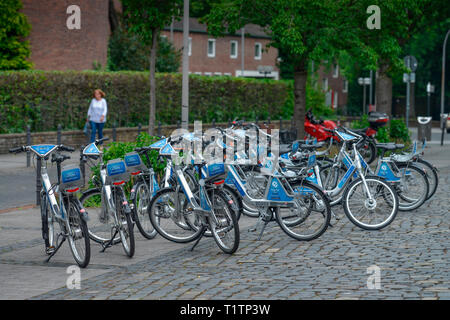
380, 164, 388, 176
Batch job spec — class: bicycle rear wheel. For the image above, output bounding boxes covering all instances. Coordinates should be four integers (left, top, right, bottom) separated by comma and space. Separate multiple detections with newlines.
209, 190, 240, 254
277, 181, 331, 241
67, 199, 91, 268
343, 176, 398, 230
80, 188, 121, 245
415, 158, 438, 200
40, 192, 57, 254
133, 181, 157, 239
395, 163, 429, 211
115, 187, 135, 258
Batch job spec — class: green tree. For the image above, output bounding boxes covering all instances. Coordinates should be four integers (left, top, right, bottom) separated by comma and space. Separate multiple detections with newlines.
121, 0, 182, 134
108, 25, 181, 72
348, 0, 446, 117
203, 0, 355, 138
0, 0, 32, 70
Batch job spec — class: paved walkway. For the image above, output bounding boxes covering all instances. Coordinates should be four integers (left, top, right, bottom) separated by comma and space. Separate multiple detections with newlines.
0, 146, 449, 299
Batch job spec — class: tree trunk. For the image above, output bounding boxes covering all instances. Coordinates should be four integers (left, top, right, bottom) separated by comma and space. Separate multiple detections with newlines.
148, 28, 158, 135
293, 62, 307, 139
375, 63, 392, 117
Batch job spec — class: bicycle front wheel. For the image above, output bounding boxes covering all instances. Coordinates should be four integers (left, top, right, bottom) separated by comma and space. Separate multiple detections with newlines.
67, 199, 91, 268
149, 188, 203, 243
343, 176, 398, 230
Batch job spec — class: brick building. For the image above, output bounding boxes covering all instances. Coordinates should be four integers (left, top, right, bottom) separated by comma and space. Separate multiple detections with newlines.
19, 3, 346, 108
20, 0, 121, 70
162, 18, 279, 79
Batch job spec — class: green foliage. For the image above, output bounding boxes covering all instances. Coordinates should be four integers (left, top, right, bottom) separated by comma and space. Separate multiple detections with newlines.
108, 26, 181, 72
0, 0, 32, 70
350, 116, 410, 144
122, 0, 182, 45
0, 71, 292, 133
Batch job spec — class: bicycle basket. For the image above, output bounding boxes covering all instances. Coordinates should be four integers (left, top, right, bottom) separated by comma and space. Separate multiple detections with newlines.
60, 164, 82, 192
124, 152, 147, 175
106, 159, 130, 185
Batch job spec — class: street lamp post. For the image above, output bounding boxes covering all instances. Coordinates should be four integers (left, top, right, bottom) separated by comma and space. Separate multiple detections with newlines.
358, 77, 371, 114
440, 29, 450, 146
426, 82, 435, 117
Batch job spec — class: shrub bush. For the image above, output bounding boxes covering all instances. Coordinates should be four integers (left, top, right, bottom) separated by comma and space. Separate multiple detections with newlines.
0, 71, 293, 133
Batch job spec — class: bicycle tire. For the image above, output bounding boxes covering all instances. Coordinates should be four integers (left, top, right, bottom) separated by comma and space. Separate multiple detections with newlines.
133, 181, 157, 239
67, 198, 91, 268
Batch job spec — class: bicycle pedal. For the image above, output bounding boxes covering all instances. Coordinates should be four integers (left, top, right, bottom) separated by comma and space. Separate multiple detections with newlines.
45, 246, 56, 255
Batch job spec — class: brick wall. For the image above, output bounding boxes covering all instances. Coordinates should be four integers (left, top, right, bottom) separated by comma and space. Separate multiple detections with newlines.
21, 0, 110, 70
162, 31, 279, 77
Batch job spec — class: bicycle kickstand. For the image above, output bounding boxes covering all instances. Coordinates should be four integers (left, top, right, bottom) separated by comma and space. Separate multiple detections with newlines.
45, 236, 66, 263
190, 226, 207, 252
101, 227, 119, 252
257, 221, 269, 241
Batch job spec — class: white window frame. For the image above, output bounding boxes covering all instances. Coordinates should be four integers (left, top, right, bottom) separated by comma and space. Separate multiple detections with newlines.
207, 39, 216, 58
230, 40, 238, 59
214, 72, 222, 76
333, 64, 339, 78
322, 78, 328, 91
188, 37, 192, 56
254, 42, 262, 60
333, 91, 338, 108
343, 79, 348, 93
204, 72, 212, 76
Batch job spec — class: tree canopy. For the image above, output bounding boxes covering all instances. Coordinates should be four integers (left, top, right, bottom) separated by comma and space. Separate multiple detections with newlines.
0, 0, 31, 70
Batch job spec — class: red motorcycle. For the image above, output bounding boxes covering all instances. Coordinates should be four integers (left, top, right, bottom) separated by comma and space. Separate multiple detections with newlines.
304, 110, 389, 164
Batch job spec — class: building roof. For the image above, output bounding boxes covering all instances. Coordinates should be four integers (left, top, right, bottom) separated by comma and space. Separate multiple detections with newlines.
164, 17, 271, 39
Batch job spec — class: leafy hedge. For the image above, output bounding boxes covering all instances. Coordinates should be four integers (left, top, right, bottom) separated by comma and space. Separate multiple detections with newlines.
0, 71, 294, 134
351, 115, 411, 146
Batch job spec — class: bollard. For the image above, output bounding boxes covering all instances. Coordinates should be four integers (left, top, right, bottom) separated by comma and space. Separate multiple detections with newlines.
86, 122, 91, 144
228, 118, 231, 127
177, 120, 181, 129
113, 122, 117, 142
138, 123, 142, 136
212, 118, 216, 128
157, 121, 162, 136
57, 124, 62, 145
36, 158, 41, 205
26, 125, 31, 167
279, 116, 282, 130
268, 116, 271, 124
255, 116, 259, 125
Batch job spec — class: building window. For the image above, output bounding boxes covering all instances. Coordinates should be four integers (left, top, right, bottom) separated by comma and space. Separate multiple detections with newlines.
188, 37, 192, 56
207, 39, 215, 58
224, 73, 232, 76
333, 92, 338, 108
194, 72, 202, 75
254, 42, 262, 60
214, 72, 222, 76
204, 72, 212, 76
333, 64, 339, 78
230, 40, 238, 59
322, 78, 328, 91
343, 79, 348, 93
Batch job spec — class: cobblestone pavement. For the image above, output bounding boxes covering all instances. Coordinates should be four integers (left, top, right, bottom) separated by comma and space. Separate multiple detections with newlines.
14, 167, 446, 300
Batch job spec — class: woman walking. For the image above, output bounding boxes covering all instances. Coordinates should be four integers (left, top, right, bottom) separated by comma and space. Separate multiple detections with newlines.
87, 89, 108, 143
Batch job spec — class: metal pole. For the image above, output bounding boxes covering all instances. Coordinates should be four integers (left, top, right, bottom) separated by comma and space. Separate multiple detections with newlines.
26, 125, 31, 167
369, 70, 373, 105
427, 93, 431, 117
406, 75, 410, 128
363, 84, 366, 114
57, 124, 62, 145
170, 16, 174, 43
440, 29, 450, 146
113, 122, 117, 142
241, 27, 245, 77
181, 0, 190, 130
36, 158, 41, 205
